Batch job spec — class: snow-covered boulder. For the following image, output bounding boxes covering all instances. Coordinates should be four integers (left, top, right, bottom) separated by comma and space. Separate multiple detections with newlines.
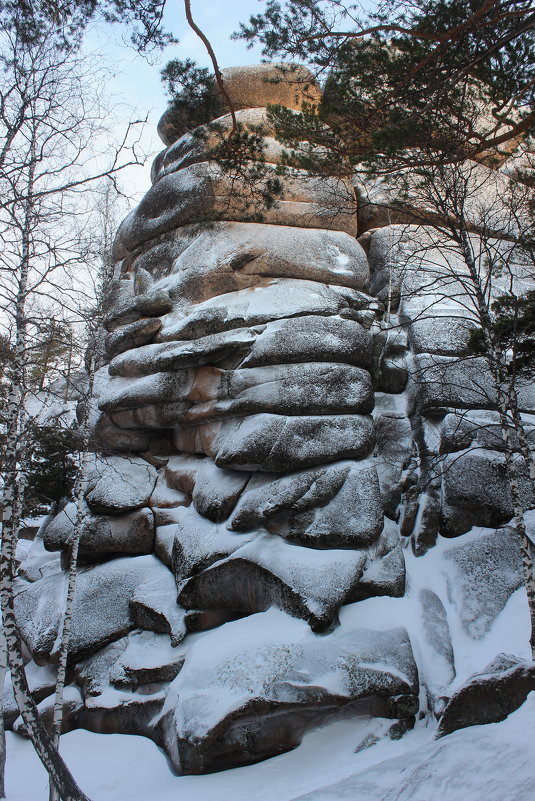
174, 413, 376, 472
441, 449, 534, 534
84, 455, 158, 514
228, 460, 383, 546
114, 162, 357, 256
437, 654, 535, 737
14, 556, 173, 661
43, 502, 155, 557
159, 609, 418, 772
442, 528, 524, 638
178, 534, 369, 630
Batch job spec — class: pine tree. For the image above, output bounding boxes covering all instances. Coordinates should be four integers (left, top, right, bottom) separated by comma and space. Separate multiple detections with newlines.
22, 421, 79, 515
235, 0, 534, 171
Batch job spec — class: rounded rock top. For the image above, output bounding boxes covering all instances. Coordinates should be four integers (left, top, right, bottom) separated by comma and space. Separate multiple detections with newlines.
221, 62, 321, 112
158, 62, 321, 146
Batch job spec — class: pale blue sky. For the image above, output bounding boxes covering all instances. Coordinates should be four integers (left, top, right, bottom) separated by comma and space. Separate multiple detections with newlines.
83, 1, 267, 201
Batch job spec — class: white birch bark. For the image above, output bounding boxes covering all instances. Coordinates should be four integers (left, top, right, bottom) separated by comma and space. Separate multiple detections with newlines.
48, 365, 96, 801
457, 229, 535, 657
0, 627, 7, 799
0, 150, 92, 801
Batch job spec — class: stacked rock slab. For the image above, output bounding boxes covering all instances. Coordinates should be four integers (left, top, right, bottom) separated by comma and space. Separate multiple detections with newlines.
12, 63, 534, 773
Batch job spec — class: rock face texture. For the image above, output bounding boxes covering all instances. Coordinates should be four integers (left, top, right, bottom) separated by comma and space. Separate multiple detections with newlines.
12, 64, 534, 775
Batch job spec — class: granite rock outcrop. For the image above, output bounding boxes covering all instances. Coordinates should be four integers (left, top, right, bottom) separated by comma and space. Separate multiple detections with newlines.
12, 63, 534, 774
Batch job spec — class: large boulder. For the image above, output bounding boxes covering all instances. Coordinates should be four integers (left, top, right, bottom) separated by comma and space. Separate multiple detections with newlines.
442, 528, 524, 639
410, 354, 496, 412
177, 533, 369, 631
437, 654, 535, 737
229, 460, 383, 547
441, 449, 534, 535
14, 556, 175, 662
114, 162, 357, 256
356, 161, 526, 238
101, 361, 374, 430
173, 413, 376, 472
158, 609, 418, 773
43, 503, 155, 557
123, 221, 370, 303
157, 63, 322, 145
83, 456, 158, 514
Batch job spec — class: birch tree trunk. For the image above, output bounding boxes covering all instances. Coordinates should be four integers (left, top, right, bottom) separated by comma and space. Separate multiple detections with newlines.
495, 380, 535, 659
0, 628, 7, 799
48, 470, 85, 801
48, 362, 96, 801
0, 152, 91, 801
457, 229, 535, 657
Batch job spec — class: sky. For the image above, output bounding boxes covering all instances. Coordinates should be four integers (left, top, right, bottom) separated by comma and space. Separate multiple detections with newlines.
82, 0, 267, 204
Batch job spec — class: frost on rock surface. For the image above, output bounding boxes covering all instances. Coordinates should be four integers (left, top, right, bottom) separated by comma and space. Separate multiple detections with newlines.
159, 609, 418, 773
13, 61, 535, 785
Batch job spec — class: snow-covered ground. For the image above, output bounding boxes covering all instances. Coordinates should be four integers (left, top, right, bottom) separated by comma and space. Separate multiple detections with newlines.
6, 693, 535, 801
7, 524, 534, 801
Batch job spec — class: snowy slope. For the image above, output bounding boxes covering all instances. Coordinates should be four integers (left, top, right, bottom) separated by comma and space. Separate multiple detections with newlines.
6, 693, 535, 801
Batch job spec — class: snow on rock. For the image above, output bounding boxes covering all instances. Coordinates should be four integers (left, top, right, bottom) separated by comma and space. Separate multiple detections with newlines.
242, 315, 373, 369
410, 354, 497, 412
229, 460, 383, 547
441, 448, 534, 535
356, 161, 527, 238
171, 505, 258, 582
109, 329, 257, 377
105, 317, 162, 360
437, 653, 535, 737
442, 527, 524, 639
43, 501, 155, 556
84, 455, 158, 514
289, 695, 535, 801
114, 162, 357, 256
104, 287, 172, 332
152, 110, 291, 180
13, 686, 83, 737
133, 222, 369, 302
157, 279, 371, 342
75, 639, 129, 697
372, 393, 413, 519
155, 522, 179, 566
19, 59, 535, 785
88, 367, 152, 454
101, 362, 374, 428
408, 316, 478, 356
418, 589, 456, 698
178, 534, 369, 630
14, 555, 168, 661
98, 368, 195, 419
149, 473, 189, 514
16, 535, 62, 582
440, 410, 535, 454
191, 460, 250, 522
82, 687, 167, 741
129, 570, 187, 646
2, 661, 57, 726
175, 413, 376, 472
109, 630, 185, 686
160, 608, 417, 772
355, 518, 406, 601
6, 696, 535, 801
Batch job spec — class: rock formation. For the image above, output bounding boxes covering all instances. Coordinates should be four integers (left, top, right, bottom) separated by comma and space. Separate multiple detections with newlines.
12, 63, 534, 775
